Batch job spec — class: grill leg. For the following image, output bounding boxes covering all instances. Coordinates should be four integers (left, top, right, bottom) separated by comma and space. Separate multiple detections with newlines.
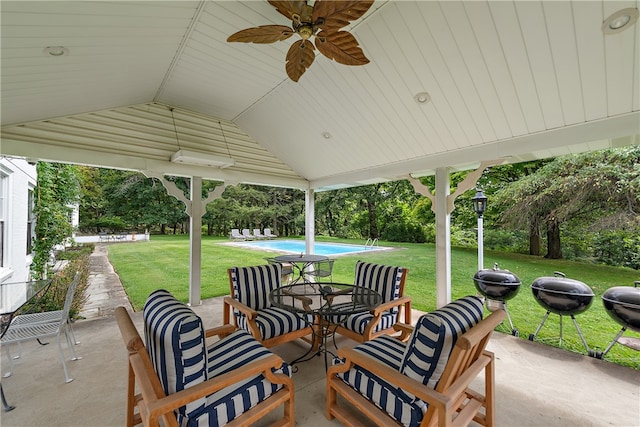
599, 327, 627, 358
570, 315, 591, 354
559, 315, 563, 346
529, 310, 551, 341
503, 305, 519, 336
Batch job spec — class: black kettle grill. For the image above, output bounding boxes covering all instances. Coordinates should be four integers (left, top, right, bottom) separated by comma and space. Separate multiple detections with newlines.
596, 281, 640, 359
473, 263, 521, 336
528, 271, 595, 356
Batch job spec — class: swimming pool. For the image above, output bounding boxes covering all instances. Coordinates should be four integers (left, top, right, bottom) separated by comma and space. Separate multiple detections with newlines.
230, 240, 391, 256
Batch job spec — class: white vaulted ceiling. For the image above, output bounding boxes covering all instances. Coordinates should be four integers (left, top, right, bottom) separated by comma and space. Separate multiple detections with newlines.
1, 1, 639, 190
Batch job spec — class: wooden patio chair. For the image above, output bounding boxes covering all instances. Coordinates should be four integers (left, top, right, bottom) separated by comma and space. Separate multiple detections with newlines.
115, 290, 295, 427
331, 261, 411, 343
327, 295, 505, 427
224, 264, 315, 348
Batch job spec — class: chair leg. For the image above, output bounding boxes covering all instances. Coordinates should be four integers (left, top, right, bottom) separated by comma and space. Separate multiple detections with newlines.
64, 325, 82, 361
56, 334, 73, 383
67, 318, 80, 345
57, 328, 80, 383
2, 345, 15, 378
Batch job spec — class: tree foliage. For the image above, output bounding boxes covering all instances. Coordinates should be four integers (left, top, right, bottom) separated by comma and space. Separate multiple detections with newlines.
74, 146, 639, 269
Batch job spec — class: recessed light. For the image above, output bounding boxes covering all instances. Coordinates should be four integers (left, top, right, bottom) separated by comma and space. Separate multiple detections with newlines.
322, 132, 332, 139
43, 46, 69, 56
414, 92, 431, 104
602, 8, 638, 34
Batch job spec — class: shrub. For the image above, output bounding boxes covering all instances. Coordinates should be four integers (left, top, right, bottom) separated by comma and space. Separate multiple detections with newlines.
594, 230, 640, 270
381, 221, 427, 243
25, 245, 91, 320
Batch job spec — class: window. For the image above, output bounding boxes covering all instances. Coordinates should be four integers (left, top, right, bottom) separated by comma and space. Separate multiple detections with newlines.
26, 188, 35, 254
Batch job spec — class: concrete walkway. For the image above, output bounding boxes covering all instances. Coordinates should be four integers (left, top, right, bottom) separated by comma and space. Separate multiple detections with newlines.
79, 243, 133, 320
2, 244, 638, 426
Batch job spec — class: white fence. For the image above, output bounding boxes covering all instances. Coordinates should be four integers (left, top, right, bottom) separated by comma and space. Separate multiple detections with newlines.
72, 232, 150, 244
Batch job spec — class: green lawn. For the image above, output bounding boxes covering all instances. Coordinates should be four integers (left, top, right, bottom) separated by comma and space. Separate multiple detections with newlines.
106, 234, 640, 369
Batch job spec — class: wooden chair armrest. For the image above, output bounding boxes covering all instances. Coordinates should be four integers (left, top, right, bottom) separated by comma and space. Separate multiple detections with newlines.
331, 347, 450, 413
372, 296, 411, 316
133, 352, 289, 425
392, 322, 414, 336
280, 289, 314, 311
223, 296, 258, 320
204, 324, 237, 338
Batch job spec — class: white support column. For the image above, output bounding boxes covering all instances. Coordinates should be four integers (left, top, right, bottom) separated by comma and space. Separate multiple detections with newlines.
189, 176, 203, 306
143, 172, 231, 307
305, 189, 315, 254
434, 168, 451, 308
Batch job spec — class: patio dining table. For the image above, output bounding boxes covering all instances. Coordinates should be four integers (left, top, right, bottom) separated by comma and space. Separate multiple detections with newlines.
269, 282, 381, 370
273, 254, 329, 284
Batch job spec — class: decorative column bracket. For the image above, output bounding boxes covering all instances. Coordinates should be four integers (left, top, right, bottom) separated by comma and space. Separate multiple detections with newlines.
143, 171, 236, 217
405, 159, 505, 214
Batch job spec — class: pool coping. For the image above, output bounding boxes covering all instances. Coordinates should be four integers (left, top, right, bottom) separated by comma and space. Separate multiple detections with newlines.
220, 239, 394, 257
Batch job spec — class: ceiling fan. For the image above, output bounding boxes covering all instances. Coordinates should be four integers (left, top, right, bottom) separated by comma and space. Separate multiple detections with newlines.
227, 0, 374, 82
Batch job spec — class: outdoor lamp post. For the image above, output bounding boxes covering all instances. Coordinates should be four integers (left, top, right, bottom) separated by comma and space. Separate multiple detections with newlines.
472, 189, 488, 270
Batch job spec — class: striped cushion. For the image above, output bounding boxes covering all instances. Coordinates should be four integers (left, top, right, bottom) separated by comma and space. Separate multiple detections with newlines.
143, 290, 208, 418
176, 329, 293, 427
236, 306, 313, 340
341, 311, 398, 334
354, 261, 404, 313
399, 296, 484, 391
336, 335, 427, 426
230, 264, 282, 311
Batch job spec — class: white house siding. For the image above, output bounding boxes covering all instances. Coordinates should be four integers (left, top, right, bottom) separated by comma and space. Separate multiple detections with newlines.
0, 157, 36, 283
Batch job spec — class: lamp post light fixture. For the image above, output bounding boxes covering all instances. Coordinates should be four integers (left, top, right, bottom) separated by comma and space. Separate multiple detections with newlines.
472, 189, 488, 270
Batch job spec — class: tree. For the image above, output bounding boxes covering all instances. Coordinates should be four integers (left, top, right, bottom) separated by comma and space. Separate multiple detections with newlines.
32, 162, 80, 278
494, 147, 640, 259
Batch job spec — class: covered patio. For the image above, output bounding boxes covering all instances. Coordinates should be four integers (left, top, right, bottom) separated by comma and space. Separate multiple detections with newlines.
1, 281, 638, 426
1, 2, 639, 425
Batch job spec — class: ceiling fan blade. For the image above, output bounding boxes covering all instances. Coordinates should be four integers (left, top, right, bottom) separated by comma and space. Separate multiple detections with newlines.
285, 39, 316, 82
227, 25, 294, 43
312, 0, 374, 31
268, 1, 309, 21
315, 30, 369, 66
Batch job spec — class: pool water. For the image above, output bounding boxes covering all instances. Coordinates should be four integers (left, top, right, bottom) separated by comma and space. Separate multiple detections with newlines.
231, 239, 390, 256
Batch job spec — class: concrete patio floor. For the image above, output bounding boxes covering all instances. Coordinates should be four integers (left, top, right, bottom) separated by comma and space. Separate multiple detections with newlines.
1, 245, 639, 426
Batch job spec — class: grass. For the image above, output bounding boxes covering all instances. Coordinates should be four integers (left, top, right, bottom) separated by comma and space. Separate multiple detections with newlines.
106, 234, 640, 369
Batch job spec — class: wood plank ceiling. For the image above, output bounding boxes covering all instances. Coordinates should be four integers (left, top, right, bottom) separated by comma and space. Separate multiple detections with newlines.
1, 1, 639, 191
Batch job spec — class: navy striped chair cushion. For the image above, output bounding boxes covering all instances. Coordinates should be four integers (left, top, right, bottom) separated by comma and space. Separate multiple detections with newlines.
236, 306, 313, 340
335, 335, 428, 426
230, 264, 281, 311
354, 261, 404, 313
143, 290, 208, 418
230, 264, 313, 338
340, 311, 397, 334
176, 329, 293, 427
399, 295, 484, 390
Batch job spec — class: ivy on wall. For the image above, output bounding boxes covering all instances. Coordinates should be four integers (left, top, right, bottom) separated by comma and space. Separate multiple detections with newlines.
32, 162, 80, 278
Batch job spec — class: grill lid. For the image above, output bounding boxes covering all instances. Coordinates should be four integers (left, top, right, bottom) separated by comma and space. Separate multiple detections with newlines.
473, 263, 521, 301
473, 263, 521, 286
531, 271, 594, 296
602, 283, 640, 309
